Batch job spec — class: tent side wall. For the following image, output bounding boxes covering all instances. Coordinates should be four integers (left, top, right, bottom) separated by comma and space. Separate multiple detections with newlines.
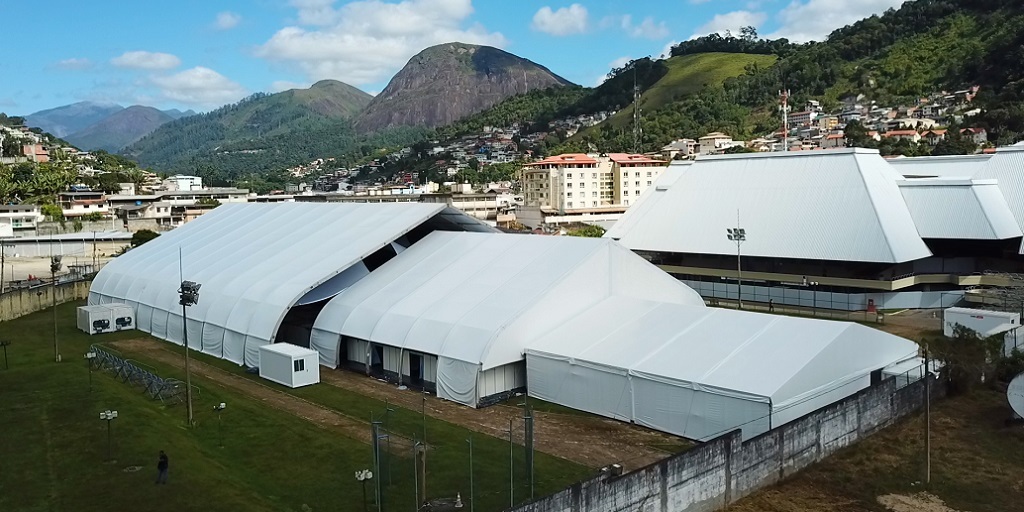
771, 373, 871, 429
630, 374, 771, 441
526, 352, 633, 422
437, 357, 481, 407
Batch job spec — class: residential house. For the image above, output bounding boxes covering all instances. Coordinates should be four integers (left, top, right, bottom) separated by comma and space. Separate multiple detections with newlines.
820, 134, 846, 149
58, 191, 108, 218
0, 204, 45, 233
921, 129, 948, 145
698, 132, 741, 155
961, 128, 988, 145
660, 138, 698, 160
883, 130, 922, 143
22, 144, 49, 163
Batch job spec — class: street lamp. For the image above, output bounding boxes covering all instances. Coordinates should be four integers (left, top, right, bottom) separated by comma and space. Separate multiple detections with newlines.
178, 279, 201, 426
99, 410, 118, 461
355, 469, 374, 512
726, 212, 746, 310
466, 437, 475, 512
802, 276, 820, 316
213, 402, 226, 447
51, 255, 62, 362
85, 350, 97, 391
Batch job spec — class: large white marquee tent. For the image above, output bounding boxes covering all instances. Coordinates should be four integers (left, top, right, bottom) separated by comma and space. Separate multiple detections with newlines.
89, 202, 492, 366
526, 298, 920, 440
310, 231, 706, 406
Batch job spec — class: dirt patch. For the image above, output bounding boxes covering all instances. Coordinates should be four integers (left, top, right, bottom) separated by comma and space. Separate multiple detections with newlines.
110, 339, 681, 470
878, 493, 965, 512
319, 368, 685, 470
107, 339, 414, 452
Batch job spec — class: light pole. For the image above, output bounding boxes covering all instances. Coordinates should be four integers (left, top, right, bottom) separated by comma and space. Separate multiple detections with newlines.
355, 469, 373, 512
99, 410, 118, 461
726, 211, 746, 310
508, 418, 514, 509
213, 402, 226, 447
85, 350, 97, 391
178, 280, 201, 426
467, 436, 474, 512
51, 255, 62, 362
803, 277, 819, 316
0, 340, 10, 370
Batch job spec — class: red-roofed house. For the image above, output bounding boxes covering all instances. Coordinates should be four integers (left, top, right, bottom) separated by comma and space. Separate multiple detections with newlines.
22, 144, 49, 163
960, 128, 988, 145
820, 133, 846, 149
922, 129, 948, 145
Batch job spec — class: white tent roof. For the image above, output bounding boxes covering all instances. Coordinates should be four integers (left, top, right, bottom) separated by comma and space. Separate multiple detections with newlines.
89, 202, 492, 365
974, 147, 1024, 254
898, 178, 1023, 240
311, 231, 705, 370
888, 154, 993, 179
526, 296, 919, 407
606, 149, 932, 263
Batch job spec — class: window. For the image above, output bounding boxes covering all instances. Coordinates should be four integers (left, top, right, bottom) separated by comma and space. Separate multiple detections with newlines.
592, 173, 597, 179
624, 190, 630, 195
567, 202, 573, 208
635, 181, 640, 187
566, 183, 572, 188
635, 172, 641, 177
624, 200, 629, 206
294, 359, 305, 372
623, 181, 628, 187
567, 192, 572, 198
592, 201, 597, 207
591, 182, 597, 188
647, 181, 652, 186
646, 171, 652, 177
580, 182, 585, 188
592, 191, 597, 197
566, 173, 572, 178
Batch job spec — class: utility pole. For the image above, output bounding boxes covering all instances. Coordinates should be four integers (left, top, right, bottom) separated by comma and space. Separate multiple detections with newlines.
508, 418, 514, 509
633, 65, 642, 154
924, 347, 931, 485
779, 90, 791, 152
51, 255, 62, 362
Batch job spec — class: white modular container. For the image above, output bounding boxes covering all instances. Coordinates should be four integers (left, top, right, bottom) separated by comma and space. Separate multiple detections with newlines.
259, 343, 320, 388
77, 305, 113, 335
943, 307, 1021, 355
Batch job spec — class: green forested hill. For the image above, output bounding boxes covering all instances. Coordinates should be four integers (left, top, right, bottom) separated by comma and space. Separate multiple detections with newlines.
122, 80, 376, 175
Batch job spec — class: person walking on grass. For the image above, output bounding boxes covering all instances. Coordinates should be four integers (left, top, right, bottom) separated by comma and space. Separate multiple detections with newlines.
156, 450, 169, 484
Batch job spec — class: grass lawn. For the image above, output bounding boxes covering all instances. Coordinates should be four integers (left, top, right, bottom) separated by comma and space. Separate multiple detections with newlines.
0, 302, 590, 512
728, 388, 1024, 512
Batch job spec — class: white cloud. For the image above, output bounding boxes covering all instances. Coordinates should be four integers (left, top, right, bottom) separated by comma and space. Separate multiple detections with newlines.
619, 15, 669, 40
532, 4, 589, 36
111, 51, 182, 70
55, 58, 93, 70
660, 40, 679, 59
689, 10, 767, 39
258, 0, 506, 85
150, 66, 247, 108
270, 80, 310, 93
609, 56, 633, 70
214, 11, 242, 30
767, 0, 908, 42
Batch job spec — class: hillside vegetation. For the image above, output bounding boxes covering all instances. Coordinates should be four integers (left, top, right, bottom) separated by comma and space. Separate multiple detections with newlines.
123, 80, 376, 176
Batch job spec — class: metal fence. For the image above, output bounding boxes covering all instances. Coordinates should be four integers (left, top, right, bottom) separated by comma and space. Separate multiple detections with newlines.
89, 344, 197, 404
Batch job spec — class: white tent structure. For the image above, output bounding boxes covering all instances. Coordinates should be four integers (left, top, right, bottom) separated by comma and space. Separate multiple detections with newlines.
88, 202, 492, 366
310, 231, 705, 406
606, 149, 932, 263
526, 298, 920, 441
974, 146, 1024, 254
898, 178, 1022, 240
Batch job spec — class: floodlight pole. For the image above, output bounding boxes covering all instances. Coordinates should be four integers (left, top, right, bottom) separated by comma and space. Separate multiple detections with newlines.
51, 256, 62, 362
924, 347, 931, 485
182, 298, 193, 425
509, 418, 514, 509
726, 210, 746, 310
467, 436, 475, 512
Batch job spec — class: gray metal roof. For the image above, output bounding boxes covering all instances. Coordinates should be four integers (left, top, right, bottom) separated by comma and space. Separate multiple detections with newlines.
606, 149, 932, 263
898, 179, 1023, 240
888, 154, 993, 179
974, 147, 1024, 254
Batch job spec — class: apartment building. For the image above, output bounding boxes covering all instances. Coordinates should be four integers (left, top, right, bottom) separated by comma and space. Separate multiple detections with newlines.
521, 153, 667, 225
58, 191, 109, 218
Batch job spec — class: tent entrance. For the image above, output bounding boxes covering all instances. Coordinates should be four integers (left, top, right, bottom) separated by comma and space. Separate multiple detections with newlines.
371, 345, 384, 376
409, 353, 423, 386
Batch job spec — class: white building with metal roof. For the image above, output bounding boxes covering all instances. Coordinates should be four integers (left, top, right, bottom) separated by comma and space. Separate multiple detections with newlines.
897, 178, 1022, 240
309, 231, 706, 406
607, 148, 931, 263
88, 202, 493, 366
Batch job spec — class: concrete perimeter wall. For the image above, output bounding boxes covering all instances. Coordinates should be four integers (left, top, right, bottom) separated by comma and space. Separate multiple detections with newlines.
510, 376, 939, 512
0, 280, 91, 321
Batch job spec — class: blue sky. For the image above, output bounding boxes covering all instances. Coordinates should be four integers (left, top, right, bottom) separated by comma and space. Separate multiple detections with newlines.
0, 0, 907, 114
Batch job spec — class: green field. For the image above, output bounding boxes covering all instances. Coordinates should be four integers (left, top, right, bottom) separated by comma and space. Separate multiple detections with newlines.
0, 302, 590, 512
592, 52, 777, 131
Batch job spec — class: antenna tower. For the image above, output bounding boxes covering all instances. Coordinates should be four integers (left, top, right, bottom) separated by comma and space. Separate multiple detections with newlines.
779, 90, 791, 152
633, 65, 642, 154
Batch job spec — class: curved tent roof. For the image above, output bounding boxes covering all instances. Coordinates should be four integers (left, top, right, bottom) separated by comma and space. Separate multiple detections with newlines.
89, 202, 492, 365
311, 231, 705, 371
606, 149, 932, 263
526, 296, 919, 440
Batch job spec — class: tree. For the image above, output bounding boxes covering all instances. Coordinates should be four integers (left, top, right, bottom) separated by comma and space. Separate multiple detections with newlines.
196, 197, 221, 208
566, 225, 606, 238
723, 145, 758, 154
40, 204, 63, 221
131, 229, 160, 248
924, 324, 1004, 396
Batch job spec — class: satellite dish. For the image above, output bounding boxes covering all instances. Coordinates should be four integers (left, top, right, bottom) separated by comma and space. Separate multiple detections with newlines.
1009, 372, 1024, 419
